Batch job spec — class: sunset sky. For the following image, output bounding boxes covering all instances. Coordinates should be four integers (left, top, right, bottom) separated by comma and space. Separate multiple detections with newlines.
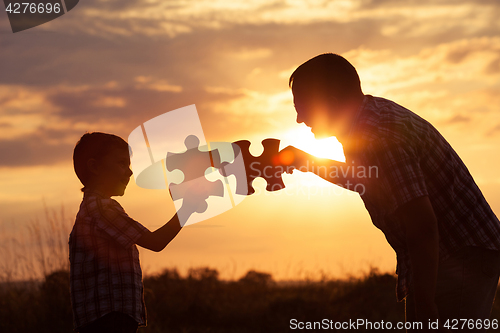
1, 0, 500, 281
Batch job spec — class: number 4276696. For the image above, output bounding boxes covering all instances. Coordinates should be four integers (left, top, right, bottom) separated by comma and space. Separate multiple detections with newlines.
443, 319, 498, 330
5, 2, 62, 14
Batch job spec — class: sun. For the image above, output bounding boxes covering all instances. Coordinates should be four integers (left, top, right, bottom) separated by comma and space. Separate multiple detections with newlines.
281, 126, 346, 162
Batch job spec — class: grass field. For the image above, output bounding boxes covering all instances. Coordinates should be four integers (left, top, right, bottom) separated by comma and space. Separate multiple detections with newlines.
1, 207, 499, 332
1, 267, 499, 333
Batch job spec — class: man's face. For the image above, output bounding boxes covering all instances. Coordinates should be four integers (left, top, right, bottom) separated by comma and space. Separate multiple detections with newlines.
94, 148, 133, 197
293, 87, 355, 142
293, 91, 339, 139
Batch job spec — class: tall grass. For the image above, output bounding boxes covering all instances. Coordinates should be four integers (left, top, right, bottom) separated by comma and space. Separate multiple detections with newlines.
0, 203, 72, 283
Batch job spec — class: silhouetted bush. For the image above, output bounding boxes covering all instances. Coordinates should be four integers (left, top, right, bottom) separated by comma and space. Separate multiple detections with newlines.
40, 270, 73, 332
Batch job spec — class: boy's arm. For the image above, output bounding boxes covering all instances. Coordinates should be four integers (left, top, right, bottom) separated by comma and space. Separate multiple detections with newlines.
136, 178, 212, 252
396, 195, 440, 321
136, 214, 182, 252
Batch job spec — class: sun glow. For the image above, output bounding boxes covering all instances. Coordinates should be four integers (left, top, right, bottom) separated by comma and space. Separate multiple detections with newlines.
281, 127, 346, 162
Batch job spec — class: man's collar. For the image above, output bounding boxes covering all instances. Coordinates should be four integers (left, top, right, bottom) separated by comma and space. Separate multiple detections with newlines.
341, 95, 370, 159
347, 95, 369, 138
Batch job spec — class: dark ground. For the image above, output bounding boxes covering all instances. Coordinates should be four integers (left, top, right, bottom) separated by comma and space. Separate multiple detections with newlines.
1, 268, 499, 332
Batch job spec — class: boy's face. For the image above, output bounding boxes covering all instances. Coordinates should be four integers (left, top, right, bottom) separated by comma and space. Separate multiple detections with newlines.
91, 148, 133, 197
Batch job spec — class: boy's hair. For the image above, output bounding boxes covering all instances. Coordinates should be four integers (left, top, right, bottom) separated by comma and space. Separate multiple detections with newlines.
73, 132, 130, 192
289, 53, 363, 103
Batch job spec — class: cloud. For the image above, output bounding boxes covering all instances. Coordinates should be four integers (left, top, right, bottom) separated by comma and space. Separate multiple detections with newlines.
229, 48, 273, 60
0, 129, 76, 166
443, 114, 471, 125
47, 83, 245, 124
22, 0, 495, 42
0, 80, 250, 166
114, 0, 500, 27
486, 124, 500, 137
339, 37, 500, 142
134, 76, 183, 92
444, 37, 500, 64
1, 0, 499, 166
344, 37, 500, 94
485, 57, 500, 75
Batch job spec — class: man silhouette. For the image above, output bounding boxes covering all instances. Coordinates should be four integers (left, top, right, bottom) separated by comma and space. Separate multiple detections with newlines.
283, 53, 500, 332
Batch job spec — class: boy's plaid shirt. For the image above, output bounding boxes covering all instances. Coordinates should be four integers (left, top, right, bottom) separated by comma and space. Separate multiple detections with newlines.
346, 95, 500, 301
69, 190, 147, 330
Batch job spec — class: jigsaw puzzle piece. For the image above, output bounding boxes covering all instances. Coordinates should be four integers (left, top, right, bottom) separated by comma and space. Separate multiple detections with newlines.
128, 105, 242, 227
128, 105, 207, 190
259, 139, 286, 192
169, 177, 224, 226
200, 142, 248, 207
221, 139, 285, 195
166, 135, 221, 183
166, 136, 233, 226
219, 143, 249, 195
199, 142, 236, 166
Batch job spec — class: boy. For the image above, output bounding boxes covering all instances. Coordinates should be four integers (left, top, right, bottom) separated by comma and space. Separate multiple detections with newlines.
282, 54, 500, 332
70, 132, 184, 333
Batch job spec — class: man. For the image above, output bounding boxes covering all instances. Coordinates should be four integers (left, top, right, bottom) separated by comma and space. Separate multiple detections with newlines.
283, 53, 500, 331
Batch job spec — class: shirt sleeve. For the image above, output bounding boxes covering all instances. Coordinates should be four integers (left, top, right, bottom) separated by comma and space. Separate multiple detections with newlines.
376, 138, 428, 213
95, 198, 148, 249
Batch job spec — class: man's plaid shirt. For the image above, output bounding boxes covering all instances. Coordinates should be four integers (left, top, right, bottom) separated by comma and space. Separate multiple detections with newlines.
69, 190, 147, 330
346, 95, 500, 301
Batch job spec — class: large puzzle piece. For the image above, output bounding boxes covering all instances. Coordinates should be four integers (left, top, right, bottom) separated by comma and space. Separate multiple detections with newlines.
219, 138, 285, 195
166, 135, 224, 216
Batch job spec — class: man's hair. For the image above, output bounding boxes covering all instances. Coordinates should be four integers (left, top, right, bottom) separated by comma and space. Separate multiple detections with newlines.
73, 132, 129, 192
289, 53, 362, 103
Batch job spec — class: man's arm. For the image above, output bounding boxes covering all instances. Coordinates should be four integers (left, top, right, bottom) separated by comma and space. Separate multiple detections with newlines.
136, 214, 182, 252
280, 146, 351, 185
396, 195, 440, 321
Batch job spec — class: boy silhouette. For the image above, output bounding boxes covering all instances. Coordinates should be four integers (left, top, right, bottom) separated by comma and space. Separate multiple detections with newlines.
282, 54, 500, 332
70, 132, 186, 333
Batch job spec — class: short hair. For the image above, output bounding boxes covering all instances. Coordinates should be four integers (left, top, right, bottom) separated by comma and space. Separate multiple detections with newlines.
73, 132, 129, 192
289, 53, 362, 103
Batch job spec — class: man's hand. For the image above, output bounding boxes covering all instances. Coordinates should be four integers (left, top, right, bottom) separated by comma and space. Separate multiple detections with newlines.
278, 145, 312, 173
278, 146, 357, 192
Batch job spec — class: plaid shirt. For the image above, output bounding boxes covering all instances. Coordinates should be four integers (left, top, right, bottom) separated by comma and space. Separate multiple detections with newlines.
69, 190, 147, 330
346, 95, 500, 301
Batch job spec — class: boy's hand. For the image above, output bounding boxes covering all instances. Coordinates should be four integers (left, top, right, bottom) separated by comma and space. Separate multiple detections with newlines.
170, 176, 224, 226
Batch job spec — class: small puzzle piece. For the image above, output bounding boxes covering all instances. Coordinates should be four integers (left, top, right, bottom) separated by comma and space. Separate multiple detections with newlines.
166, 135, 221, 183
220, 138, 285, 195
169, 177, 224, 215
166, 134, 226, 223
